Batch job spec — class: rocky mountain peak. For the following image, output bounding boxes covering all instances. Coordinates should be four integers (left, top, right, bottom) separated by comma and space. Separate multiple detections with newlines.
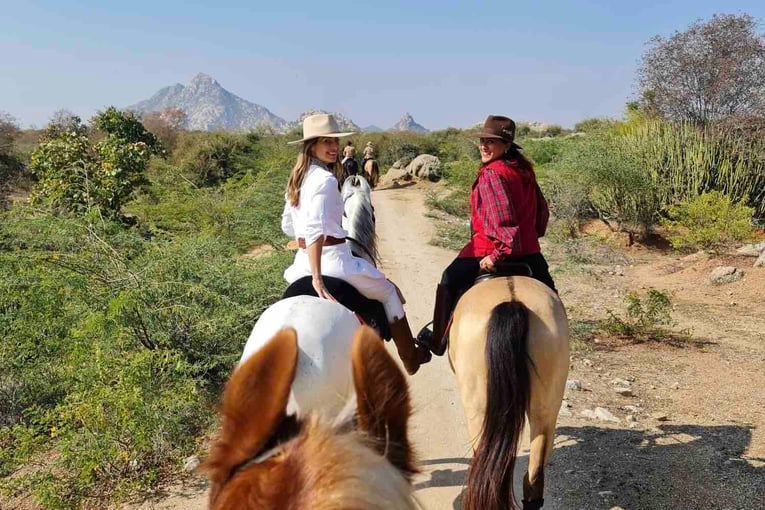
127, 73, 287, 132
391, 112, 428, 133
294, 110, 360, 132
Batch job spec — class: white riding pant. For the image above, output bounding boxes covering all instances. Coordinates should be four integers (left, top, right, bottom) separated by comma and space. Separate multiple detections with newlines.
284, 243, 405, 322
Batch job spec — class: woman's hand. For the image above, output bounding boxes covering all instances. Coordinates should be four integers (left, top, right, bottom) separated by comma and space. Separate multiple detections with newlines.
479, 256, 496, 273
312, 275, 337, 302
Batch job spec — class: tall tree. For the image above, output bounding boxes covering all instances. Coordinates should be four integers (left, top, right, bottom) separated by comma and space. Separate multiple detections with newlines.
29, 107, 155, 217
637, 14, 765, 124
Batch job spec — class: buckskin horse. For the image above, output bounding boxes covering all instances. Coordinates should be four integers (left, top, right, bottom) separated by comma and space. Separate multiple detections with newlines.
204, 326, 417, 510
450, 276, 570, 510
363, 159, 379, 188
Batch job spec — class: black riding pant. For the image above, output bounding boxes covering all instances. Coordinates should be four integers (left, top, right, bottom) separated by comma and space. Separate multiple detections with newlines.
440, 253, 557, 296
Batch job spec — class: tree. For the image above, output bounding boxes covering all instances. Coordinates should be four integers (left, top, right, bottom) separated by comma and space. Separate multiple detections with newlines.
0, 112, 20, 155
29, 107, 156, 217
92, 106, 163, 154
142, 108, 187, 153
1, 112, 23, 208
637, 14, 765, 124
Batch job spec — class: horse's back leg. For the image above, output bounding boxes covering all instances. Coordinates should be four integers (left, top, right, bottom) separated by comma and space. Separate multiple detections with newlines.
522, 366, 565, 508
522, 412, 556, 508
451, 342, 487, 448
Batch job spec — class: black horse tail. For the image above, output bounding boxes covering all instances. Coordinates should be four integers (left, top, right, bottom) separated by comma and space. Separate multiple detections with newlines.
463, 300, 531, 510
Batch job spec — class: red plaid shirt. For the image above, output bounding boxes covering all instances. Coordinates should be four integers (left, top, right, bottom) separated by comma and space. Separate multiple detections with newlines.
458, 158, 549, 262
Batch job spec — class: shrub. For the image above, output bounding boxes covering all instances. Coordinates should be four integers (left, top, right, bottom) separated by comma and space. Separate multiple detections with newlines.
542, 124, 564, 137
29, 110, 157, 218
603, 288, 675, 340
545, 130, 664, 238
1, 138, 294, 507
662, 191, 755, 252
174, 132, 261, 186
574, 117, 619, 133
623, 117, 765, 216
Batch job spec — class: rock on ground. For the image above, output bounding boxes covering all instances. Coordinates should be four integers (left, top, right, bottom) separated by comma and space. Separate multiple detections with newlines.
406, 154, 442, 181
736, 242, 765, 257
709, 266, 744, 284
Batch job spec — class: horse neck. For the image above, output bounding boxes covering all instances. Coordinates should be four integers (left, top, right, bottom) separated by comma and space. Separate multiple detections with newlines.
344, 192, 379, 265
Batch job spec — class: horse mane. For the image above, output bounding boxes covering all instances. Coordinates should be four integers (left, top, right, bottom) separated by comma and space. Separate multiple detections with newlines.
290, 415, 416, 510
342, 176, 380, 265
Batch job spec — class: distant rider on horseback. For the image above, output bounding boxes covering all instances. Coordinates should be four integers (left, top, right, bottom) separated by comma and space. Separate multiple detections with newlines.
362, 141, 375, 168
341, 141, 360, 180
281, 114, 430, 374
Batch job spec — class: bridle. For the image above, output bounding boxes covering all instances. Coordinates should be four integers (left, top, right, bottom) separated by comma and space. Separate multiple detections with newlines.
214, 414, 359, 497
216, 415, 302, 492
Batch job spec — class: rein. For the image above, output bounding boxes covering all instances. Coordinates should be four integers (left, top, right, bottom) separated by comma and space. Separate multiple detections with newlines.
346, 236, 378, 268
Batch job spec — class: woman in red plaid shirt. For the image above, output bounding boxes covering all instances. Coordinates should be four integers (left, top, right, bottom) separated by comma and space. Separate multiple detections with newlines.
418, 115, 557, 356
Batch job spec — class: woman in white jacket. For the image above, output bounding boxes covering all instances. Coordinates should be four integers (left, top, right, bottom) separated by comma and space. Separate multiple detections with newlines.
281, 114, 429, 375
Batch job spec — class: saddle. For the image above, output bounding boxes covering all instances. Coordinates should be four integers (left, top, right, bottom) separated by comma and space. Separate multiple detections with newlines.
282, 276, 391, 341
439, 262, 534, 346
472, 261, 533, 286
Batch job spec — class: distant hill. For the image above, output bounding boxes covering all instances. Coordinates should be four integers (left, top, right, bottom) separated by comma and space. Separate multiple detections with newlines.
127, 73, 287, 132
362, 125, 384, 133
390, 113, 428, 133
291, 110, 360, 132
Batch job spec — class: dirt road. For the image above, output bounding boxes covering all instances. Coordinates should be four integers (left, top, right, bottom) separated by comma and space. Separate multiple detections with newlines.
127, 184, 764, 510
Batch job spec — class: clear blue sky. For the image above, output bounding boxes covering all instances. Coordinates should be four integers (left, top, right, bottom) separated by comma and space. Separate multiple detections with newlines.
1, 1, 764, 129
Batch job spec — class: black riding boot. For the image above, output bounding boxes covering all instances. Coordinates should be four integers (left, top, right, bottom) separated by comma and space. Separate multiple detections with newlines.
416, 284, 453, 356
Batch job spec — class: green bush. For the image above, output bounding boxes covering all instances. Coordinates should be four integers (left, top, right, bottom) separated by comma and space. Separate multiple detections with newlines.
662, 191, 755, 252
29, 109, 158, 218
174, 132, 261, 186
544, 131, 664, 238
623, 118, 765, 216
1, 136, 296, 508
603, 288, 675, 340
574, 117, 619, 133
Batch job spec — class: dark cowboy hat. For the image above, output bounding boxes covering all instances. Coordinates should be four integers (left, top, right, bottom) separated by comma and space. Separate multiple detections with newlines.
468, 115, 523, 149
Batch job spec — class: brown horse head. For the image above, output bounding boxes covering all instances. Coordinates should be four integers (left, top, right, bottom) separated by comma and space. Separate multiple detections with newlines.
204, 326, 417, 510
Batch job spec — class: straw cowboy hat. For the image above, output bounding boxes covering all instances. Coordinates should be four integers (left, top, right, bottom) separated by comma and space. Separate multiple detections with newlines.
288, 113, 356, 145
468, 115, 523, 149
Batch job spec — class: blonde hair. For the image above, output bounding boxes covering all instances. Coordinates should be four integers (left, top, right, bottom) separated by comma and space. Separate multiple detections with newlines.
286, 139, 344, 207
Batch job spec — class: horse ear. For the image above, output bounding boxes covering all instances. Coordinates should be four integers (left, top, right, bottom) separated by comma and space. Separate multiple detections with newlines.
204, 328, 299, 486
351, 326, 416, 478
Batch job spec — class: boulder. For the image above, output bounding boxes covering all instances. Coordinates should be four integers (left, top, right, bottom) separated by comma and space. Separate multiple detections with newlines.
709, 266, 744, 284
390, 157, 411, 169
736, 242, 765, 257
378, 167, 412, 187
405, 154, 442, 181
755, 251, 765, 268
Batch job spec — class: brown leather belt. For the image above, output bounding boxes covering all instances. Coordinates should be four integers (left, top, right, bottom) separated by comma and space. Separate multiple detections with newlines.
297, 236, 346, 249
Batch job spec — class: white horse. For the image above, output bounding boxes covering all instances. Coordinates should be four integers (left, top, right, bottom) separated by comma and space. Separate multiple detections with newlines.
241, 176, 378, 420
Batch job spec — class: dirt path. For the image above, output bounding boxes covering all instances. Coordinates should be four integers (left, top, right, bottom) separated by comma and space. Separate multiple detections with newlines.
125, 185, 764, 510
